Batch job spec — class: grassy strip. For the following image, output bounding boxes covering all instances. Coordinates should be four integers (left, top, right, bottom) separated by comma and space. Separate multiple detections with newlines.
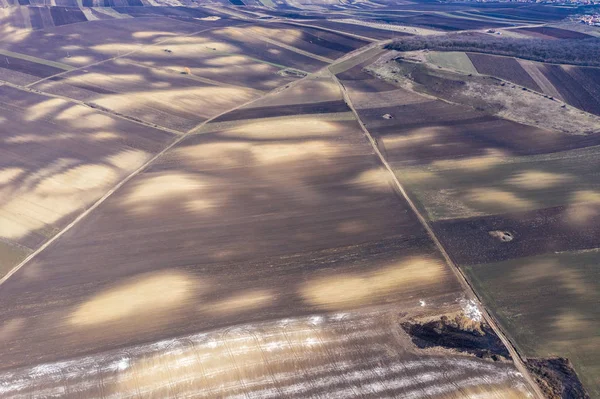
0, 49, 75, 71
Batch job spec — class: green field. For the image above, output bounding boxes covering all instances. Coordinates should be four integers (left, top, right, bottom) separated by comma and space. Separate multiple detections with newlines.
464, 250, 600, 398
394, 145, 600, 221
426, 51, 477, 74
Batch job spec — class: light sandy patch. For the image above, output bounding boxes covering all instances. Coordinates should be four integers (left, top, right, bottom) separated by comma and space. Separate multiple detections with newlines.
5, 132, 78, 144
204, 55, 252, 66
71, 72, 145, 86
431, 149, 507, 171
251, 141, 335, 165
223, 118, 340, 140
512, 259, 594, 298
64, 55, 94, 65
552, 312, 595, 335
91, 131, 120, 141
565, 190, 600, 225
0, 167, 24, 185
203, 289, 275, 316
0, 162, 119, 239
92, 86, 257, 122
506, 170, 571, 189
56, 105, 116, 129
173, 141, 251, 168
382, 127, 440, 150
185, 199, 215, 213
350, 168, 394, 192
133, 31, 176, 39
122, 173, 208, 215
466, 188, 535, 212
0, 317, 25, 341
24, 98, 68, 122
250, 77, 341, 107
301, 257, 446, 310
36, 164, 117, 194
106, 149, 150, 171
69, 271, 196, 327
336, 220, 367, 234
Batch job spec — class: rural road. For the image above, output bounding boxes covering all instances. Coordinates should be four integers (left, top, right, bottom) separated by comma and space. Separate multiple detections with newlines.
332, 64, 546, 399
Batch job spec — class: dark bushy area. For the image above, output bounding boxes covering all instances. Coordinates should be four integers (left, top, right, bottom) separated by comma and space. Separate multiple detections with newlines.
526, 358, 590, 399
386, 34, 600, 67
401, 315, 511, 361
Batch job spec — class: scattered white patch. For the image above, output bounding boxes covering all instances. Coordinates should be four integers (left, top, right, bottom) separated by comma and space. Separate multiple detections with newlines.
330, 313, 349, 321
309, 315, 324, 325
116, 357, 130, 371
206, 340, 218, 349
264, 342, 284, 352
461, 299, 483, 322
305, 338, 318, 347
419, 300, 426, 307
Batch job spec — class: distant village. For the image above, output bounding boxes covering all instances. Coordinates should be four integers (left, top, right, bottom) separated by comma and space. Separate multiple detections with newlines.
579, 13, 600, 25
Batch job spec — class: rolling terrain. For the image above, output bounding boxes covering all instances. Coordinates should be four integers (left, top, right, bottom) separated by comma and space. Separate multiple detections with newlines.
357, 35, 600, 397
1, 0, 599, 398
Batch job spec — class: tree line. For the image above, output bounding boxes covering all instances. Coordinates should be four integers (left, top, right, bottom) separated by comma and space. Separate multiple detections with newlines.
386, 34, 600, 67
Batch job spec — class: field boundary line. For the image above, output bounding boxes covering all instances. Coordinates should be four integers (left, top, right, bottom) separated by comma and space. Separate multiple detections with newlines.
332, 72, 546, 399
276, 20, 378, 43
2, 82, 185, 136
0, 62, 324, 290
242, 29, 335, 63
117, 58, 265, 94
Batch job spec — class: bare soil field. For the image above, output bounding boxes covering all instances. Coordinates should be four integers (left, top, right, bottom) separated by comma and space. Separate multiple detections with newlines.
211, 99, 349, 122
433, 204, 600, 265
0, 310, 536, 398
0, 84, 174, 274
49, 6, 87, 26
515, 26, 594, 40
0, 17, 220, 66
467, 53, 541, 92
377, 14, 512, 31
0, 78, 466, 372
247, 24, 367, 60
33, 59, 260, 131
539, 64, 600, 116
0, 8, 579, 397
301, 20, 403, 41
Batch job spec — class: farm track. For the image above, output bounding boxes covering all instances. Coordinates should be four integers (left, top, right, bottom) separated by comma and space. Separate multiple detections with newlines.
333, 69, 546, 399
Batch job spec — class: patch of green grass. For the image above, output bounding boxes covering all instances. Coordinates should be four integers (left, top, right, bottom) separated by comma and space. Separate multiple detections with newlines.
394, 144, 600, 221
464, 250, 600, 398
426, 51, 477, 74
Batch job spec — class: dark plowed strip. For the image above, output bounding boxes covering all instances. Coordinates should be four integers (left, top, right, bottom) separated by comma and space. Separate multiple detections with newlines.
467, 53, 541, 92
516, 27, 593, 40
0, 55, 63, 78
355, 100, 600, 165
541, 64, 600, 116
433, 205, 600, 265
211, 100, 350, 122
50, 6, 87, 26
29, 6, 44, 30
